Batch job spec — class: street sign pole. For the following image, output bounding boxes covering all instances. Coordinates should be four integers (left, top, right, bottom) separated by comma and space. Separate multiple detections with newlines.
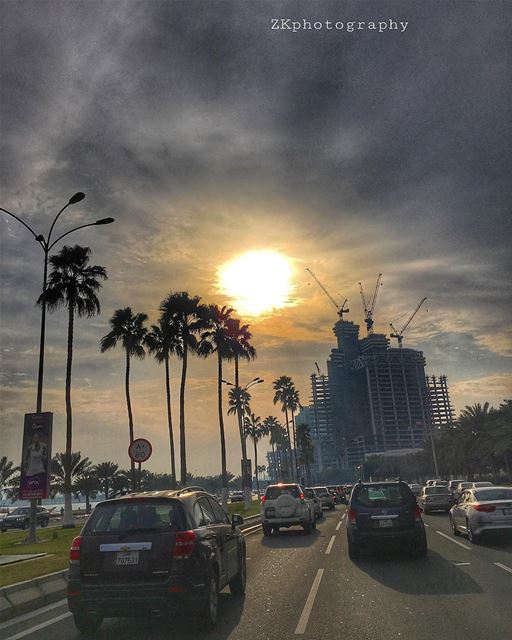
128, 438, 152, 493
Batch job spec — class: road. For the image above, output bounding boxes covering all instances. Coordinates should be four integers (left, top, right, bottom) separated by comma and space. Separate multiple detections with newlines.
1, 507, 511, 640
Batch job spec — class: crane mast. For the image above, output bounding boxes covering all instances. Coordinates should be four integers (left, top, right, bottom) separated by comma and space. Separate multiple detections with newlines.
359, 273, 382, 334
390, 297, 428, 347
306, 268, 349, 319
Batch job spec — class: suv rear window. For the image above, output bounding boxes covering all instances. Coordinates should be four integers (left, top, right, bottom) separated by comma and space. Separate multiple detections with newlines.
425, 486, 450, 495
265, 485, 301, 500
84, 500, 185, 534
352, 484, 413, 508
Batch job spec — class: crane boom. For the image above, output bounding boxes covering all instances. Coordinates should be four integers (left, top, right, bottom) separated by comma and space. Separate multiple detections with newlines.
359, 273, 383, 334
306, 268, 349, 319
389, 297, 428, 347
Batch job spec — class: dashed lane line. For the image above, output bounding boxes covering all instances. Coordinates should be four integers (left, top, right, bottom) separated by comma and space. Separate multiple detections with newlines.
3, 613, 71, 640
325, 535, 336, 555
336, 521, 342, 531
436, 530, 471, 550
423, 522, 430, 527
494, 562, 512, 575
294, 569, 324, 635
341, 512, 347, 520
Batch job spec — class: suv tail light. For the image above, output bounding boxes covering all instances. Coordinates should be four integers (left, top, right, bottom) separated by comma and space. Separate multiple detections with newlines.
173, 530, 196, 559
348, 508, 358, 525
414, 505, 422, 521
471, 504, 496, 513
261, 495, 266, 504
299, 493, 305, 501
69, 536, 83, 563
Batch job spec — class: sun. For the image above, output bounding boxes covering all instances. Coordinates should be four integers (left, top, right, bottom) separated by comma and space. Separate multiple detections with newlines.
217, 250, 294, 317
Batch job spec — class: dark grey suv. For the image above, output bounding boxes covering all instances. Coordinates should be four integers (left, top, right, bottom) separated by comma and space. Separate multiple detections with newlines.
67, 488, 246, 634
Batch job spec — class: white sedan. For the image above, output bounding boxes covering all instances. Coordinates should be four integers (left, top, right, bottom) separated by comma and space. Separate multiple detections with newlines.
449, 486, 512, 543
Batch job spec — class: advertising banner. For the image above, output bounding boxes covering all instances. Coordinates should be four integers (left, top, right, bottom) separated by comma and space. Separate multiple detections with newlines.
19, 412, 53, 500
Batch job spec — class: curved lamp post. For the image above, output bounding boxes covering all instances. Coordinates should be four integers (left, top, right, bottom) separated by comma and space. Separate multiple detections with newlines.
1, 193, 115, 542
222, 376, 263, 508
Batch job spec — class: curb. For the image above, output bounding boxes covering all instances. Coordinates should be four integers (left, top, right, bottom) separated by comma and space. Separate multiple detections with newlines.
0, 569, 68, 622
0, 515, 262, 623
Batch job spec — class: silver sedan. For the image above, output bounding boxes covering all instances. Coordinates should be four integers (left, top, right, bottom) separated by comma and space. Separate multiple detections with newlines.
449, 486, 512, 543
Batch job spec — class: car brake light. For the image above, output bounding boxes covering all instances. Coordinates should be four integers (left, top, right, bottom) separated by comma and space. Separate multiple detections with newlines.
471, 504, 496, 512
261, 495, 266, 504
173, 530, 196, 559
69, 536, 83, 562
348, 508, 357, 525
299, 493, 305, 501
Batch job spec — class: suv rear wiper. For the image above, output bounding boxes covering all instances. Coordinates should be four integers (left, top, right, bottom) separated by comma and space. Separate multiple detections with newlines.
118, 526, 162, 540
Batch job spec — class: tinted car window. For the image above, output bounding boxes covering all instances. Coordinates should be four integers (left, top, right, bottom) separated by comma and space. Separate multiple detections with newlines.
12, 508, 29, 515
85, 500, 184, 533
197, 497, 216, 525
208, 497, 229, 524
425, 487, 450, 495
474, 489, 512, 501
353, 484, 413, 508
304, 489, 315, 499
265, 485, 300, 499
314, 488, 329, 497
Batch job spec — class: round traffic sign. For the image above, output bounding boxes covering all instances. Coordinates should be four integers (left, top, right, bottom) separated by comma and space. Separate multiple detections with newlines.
128, 438, 152, 463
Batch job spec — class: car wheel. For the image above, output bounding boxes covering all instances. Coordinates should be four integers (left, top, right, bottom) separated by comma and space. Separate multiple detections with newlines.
312, 519, 317, 530
200, 570, 219, 630
467, 520, 480, 544
73, 613, 103, 635
262, 524, 272, 536
303, 521, 312, 534
423, 510, 429, 515
41, 518, 49, 528
0, 527, 6, 533
229, 551, 246, 596
410, 533, 428, 558
450, 515, 461, 536
347, 536, 360, 560
23, 520, 29, 530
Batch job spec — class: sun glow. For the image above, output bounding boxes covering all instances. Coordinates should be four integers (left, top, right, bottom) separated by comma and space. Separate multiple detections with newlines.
217, 250, 294, 317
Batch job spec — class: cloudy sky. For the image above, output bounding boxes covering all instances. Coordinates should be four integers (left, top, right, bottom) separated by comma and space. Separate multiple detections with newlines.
1, 0, 511, 477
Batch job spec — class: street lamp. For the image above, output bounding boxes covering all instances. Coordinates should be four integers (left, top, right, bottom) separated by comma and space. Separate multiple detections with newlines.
1, 193, 115, 542
222, 377, 264, 508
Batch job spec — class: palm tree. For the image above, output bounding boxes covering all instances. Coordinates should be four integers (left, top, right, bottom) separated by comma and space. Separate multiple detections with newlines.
145, 319, 180, 488
39, 245, 107, 527
50, 452, 91, 504
73, 471, 100, 514
94, 461, 119, 499
159, 292, 209, 485
273, 376, 294, 481
244, 413, 264, 498
199, 305, 235, 508
226, 319, 256, 502
263, 417, 282, 482
110, 469, 131, 497
296, 423, 315, 486
100, 307, 148, 490
228, 387, 252, 487
0, 456, 18, 492
491, 400, 512, 480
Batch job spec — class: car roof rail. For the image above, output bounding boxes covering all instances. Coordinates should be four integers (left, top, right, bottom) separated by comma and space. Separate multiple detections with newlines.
175, 486, 206, 496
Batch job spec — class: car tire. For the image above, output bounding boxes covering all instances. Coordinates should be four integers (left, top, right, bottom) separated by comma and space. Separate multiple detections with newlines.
312, 519, 317, 530
0, 527, 6, 533
347, 536, 360, 560
41, 518, 49, 528
450, 515, 461, 536
303, 521, 312, 534
262, 524, 272, 536
423, 509, 429, 515
23, 520, 29, 530
200, 569, 219, 630
73, 613, 103, 635
467, 520, 480, 544
229, 551, 246, 596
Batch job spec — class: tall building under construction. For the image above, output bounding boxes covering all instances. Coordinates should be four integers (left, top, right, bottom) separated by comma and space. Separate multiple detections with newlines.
426, 374, 454, 427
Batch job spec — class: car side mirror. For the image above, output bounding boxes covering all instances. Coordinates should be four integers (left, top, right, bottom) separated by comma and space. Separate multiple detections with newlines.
231, 514, 244, 529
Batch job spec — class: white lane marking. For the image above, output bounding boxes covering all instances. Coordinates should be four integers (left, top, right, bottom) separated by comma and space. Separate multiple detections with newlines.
0, 600, 67, 630
242, 524, 262, 536
454, 562, 471, 566
3, 613, 71, 640
336, 521, 342, 531
294, 569, 324, 635
341, 512, 347, 520
494, 562, 512, 575
423, 522, 430, 527
325, 535, 336, 555
436, 530, 471, 550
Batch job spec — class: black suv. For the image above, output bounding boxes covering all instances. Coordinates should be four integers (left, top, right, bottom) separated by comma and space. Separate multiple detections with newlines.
1, 506, 50, 531
346, 481, 427, 559
67, 488, 246, 634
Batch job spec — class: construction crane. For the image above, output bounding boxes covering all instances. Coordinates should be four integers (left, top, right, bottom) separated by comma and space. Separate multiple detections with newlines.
306, 268, 349, 319
359, 273, 383, 334
314, 362, 322, 376
390, 297, 428, 348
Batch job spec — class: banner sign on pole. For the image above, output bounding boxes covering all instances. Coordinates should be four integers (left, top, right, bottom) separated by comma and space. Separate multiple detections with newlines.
241, 459, 252, 490
19, 412, 53, 500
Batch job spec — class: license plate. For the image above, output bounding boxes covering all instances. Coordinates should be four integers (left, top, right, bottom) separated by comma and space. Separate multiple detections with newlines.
378, 520, 393, 528
115, 551, 139, 565
504, 508, 512, 515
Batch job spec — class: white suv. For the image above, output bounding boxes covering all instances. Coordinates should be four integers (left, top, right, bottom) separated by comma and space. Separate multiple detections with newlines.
261, 483, 315, 536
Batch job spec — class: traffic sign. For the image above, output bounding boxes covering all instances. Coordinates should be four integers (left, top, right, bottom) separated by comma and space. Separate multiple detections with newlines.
128, 438, 152, 463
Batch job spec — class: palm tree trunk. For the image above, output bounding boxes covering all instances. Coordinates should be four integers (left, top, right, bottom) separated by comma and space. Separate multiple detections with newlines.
85, 493, 90, 514
164, 356, 176, 488
291, 409, 299, 482
235, 356, 251, 507
271, 441, 276, 482
253, 438, 260, 498
179, 340, 188, 486
218, 353, 228, 509
63, 303, 75, 528
284, 407, 293, 482
125, 348, 136, 490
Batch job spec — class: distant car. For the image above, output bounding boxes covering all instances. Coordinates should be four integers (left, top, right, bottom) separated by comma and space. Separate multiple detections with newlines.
426, 479, 442, 487
313, 486, 335, 510
448, 480, 466, 494
450, 486, 512, 543
417, 486, 454, 514
230, 491, 244, 503
304, 487, 323, 520
346, 481, 427, 559
454, 481, 472, 500
67, 488, 246, 633
1, 506, 50, 531
469, 482, 494, 489
409, 484, 421, 497
261, 483, 315, 535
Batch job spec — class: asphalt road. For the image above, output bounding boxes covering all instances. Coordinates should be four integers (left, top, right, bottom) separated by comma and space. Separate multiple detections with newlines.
2, 507, 511, 640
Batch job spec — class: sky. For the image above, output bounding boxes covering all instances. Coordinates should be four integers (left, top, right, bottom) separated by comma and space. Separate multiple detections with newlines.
1, 0, 511, 478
